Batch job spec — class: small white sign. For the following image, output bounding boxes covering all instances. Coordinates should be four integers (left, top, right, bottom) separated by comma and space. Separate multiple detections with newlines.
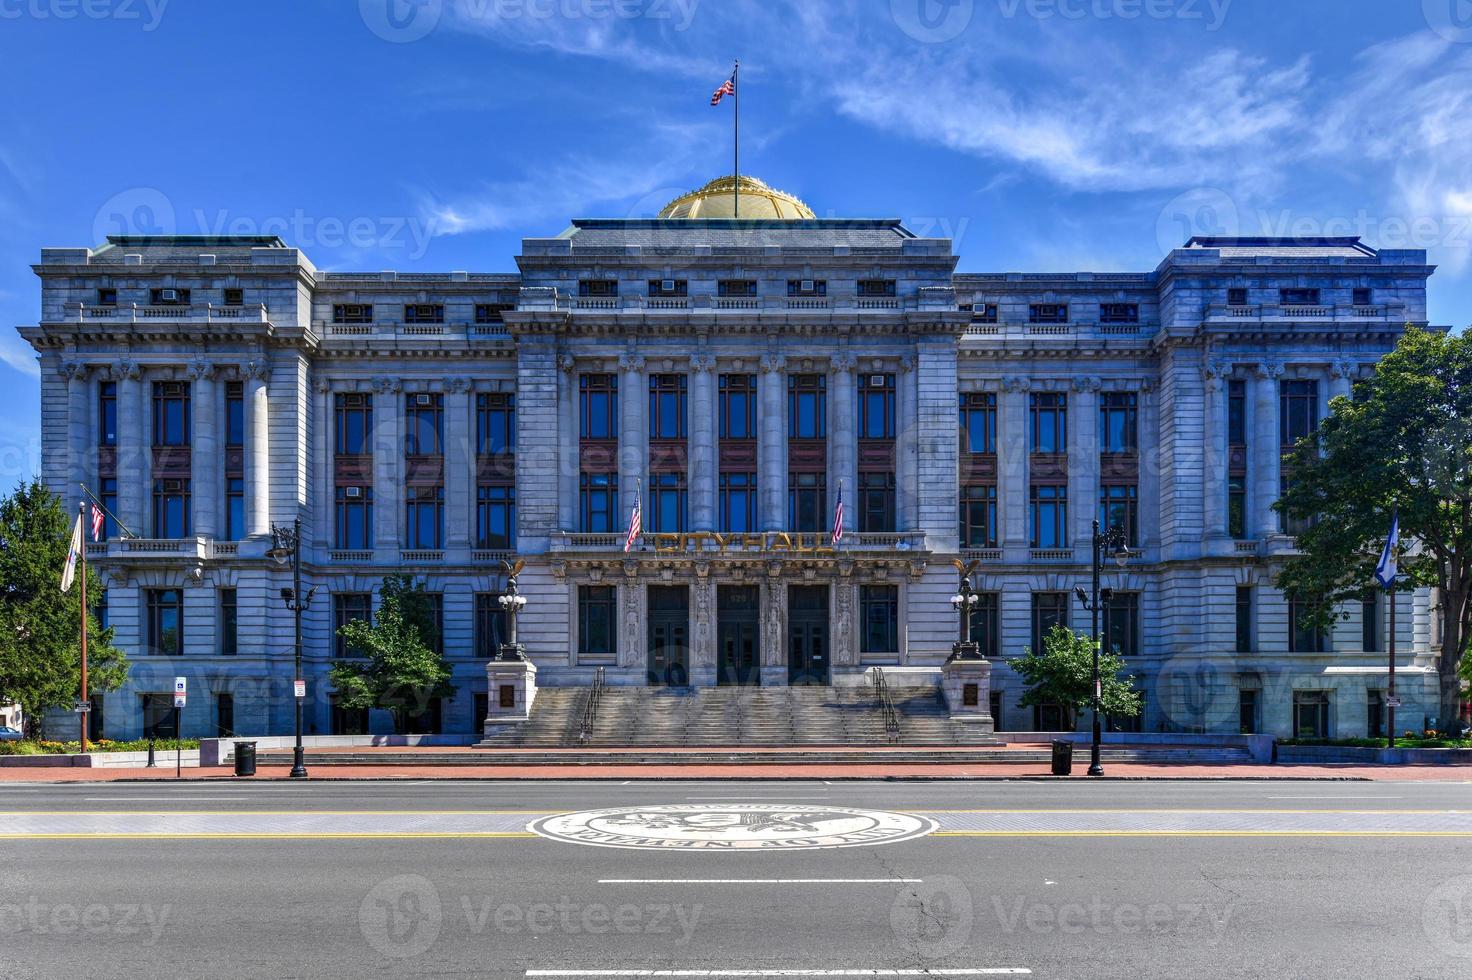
294, 679, 307, 700
173, 693, 186, 709
1386, 696, 1402, 708
174, 676, 187, 695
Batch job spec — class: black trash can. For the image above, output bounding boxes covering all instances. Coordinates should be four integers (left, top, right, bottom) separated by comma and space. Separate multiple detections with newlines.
1050, 739, 1073, 776
233, 741, 257, 778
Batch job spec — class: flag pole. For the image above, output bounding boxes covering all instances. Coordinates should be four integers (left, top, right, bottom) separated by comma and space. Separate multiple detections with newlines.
733, 59, 740, 219
1387, 579, 1396, 751
78, 481, 134, 540
78, 500, 89, 755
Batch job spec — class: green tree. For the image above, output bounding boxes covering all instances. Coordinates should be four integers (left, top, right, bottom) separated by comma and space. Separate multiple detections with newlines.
0, 480, 128, 737
1275, 327, 1472, 727
1012, 624, 1142, 730
330, 575, 454, 734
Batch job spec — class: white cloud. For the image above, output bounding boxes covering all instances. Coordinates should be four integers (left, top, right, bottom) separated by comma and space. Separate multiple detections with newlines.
0, 331, 40, 380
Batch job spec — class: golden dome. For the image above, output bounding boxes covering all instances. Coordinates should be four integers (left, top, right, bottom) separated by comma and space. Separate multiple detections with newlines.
657, 175, 815, 220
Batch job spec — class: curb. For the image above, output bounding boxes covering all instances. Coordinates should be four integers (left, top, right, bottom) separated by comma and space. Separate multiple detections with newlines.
9, 774, 1376, 784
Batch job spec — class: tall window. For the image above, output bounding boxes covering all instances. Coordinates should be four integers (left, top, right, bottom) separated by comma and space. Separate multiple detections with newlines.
968, 592, 1000, 658
476, 393, 516, 456
959, 392, 996, 454
858, 472, 895, 533
1280, 380, 1319, 450
1031, 592, 1069, 652
719, 472, 757, 532
224, 477, 245, 542
788, 375, 826, 439
580, 374, 618, 439
476, 485, 516, 549
99, 381, 117, 446
860, 585, 899, 656
858, 374, 895, 439
1028, 484, 1068, 549
719, 374, 757, 439
1098, 484, 1138, 547
961, 484, 998, 548
577, 586, 617, 661
405, 393, 443, 456
1288, 596, 1328, 653
649, 472, 687, 533
99, 477, 119, 540
333, 593, 372, 658
788, 472, 827, 533
1227, 380, 1247, 445
649, 374, 688, 439
1099, 392, 1138, 453
335, 393, 372, 455
218, 588, 238, 656
1029, 392, 1067, 453
405, 486, 444, 549
146, 589, 184, 656
225, 382, 245, 449
151, 381, 190, 447
1103, 592, 1139, 657
580, 473, 618, 533
1235, 586, 1253, 653
475, 593, 508, 657
1362, 591, 1382, 652
152, 479, 191, 538
1228, 477, 1247, 540
335, 487, 373, 549
1228, 379, 1248, 539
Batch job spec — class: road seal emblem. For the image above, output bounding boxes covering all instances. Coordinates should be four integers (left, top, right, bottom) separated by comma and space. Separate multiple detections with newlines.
528, 803, 938, 851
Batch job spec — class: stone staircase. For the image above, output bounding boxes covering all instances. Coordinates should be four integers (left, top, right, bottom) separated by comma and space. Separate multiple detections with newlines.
475, 685, 1004, 748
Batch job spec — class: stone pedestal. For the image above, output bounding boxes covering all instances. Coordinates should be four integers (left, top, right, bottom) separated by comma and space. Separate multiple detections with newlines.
482, 658, 538, 734
941, 650, 995, 733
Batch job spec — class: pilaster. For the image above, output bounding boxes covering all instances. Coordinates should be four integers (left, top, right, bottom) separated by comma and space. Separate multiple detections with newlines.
1068, 376, 1101, 554
1252, 362, 1284, 539
371, 375, 402, 552
759, 354, 786, 531
999, 376, 1029, 560
689, 353, 717, 532
618, 353, 646, 532
190, 361, 218, 539
244, 359, 271, 539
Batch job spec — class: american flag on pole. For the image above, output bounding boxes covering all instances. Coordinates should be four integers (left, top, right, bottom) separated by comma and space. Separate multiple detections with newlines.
831, 481, 845, 546
90, 502, 105, 542
624, 485, 642, 553
60, 512, 83, 593
710, 75, 735, 106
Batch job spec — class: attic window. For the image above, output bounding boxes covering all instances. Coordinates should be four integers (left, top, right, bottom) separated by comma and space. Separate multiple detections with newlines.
97, 288, 118, 306
718, 280, 757, 297
857, 279, 896, 298
223, 288, 244, 306
475, 303, 513, 324
647, 279, 688, 297
333, 304, 374, 324
579, 279, 619, 297
1028, 303, 1067, 324
1280, 288, 1321, 305
1353, 288, 1373, 306
1099, 303, 1139, 324
404, 304, 445, 324
1227, 288, 1248, 306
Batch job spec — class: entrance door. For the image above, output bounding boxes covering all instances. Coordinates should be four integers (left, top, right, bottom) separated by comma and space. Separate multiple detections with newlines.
647, 585, 690, 686
717, 585, 761, 686
787, 585, 830, 686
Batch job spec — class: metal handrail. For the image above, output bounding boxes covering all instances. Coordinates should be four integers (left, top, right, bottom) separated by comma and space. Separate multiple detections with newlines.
577, 667, 606, 743
872, 668, 901, 743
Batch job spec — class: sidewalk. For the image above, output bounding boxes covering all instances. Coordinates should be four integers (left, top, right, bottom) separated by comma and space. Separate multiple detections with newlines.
2, 761, 1469, 781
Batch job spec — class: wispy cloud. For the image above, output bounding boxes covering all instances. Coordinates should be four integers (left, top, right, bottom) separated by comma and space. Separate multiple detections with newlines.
0, 331, 40, 380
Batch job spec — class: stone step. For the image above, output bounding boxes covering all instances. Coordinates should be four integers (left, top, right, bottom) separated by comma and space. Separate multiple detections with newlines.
262, 747, 1255, 766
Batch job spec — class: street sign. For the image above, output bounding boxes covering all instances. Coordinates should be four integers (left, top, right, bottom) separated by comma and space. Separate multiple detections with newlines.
294, 679, 307, 700
1386, 696, 1402, 708
174, 676, 187, 709
73, 700, 91, 713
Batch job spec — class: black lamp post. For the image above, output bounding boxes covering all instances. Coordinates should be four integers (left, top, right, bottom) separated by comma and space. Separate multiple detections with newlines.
949, 573, 981, 660
1074, 520, 1130, 777
268, 519, 317, 779
497, 559, 528, 662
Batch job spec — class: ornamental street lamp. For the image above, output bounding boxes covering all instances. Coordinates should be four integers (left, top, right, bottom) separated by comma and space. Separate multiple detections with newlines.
949, 571, 982, 661
1074, 520, 1131, 777
267, 519, 317, 779
498, 559, 528, 662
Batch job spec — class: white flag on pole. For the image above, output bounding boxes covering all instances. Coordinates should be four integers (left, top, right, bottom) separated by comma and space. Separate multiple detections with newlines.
60, 513, 83, 594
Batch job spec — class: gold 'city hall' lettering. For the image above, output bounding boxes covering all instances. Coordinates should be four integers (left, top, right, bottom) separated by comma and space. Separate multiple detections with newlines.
646, 532, 836, 555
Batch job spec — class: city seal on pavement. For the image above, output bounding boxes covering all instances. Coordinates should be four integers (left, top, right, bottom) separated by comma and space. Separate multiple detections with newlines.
528, 803, 939, 851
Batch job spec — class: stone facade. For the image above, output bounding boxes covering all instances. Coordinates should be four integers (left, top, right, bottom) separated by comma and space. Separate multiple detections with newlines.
16, 201, 1449, 741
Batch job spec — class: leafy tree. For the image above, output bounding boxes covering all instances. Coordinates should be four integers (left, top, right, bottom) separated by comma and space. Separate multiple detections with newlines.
330, 575, 454, 734
1012, 624, 1142, 730
0, 480, 128, 737
1276, 327, 1472, 727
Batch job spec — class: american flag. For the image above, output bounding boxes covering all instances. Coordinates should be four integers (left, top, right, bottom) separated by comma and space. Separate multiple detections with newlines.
90, 502, 105, 542
624, 488, 642, 553
831, 481, 845, 546
710, 76, 735, 106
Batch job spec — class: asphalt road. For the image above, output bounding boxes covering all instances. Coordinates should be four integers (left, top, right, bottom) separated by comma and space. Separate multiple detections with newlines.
3, 780, 1471, 979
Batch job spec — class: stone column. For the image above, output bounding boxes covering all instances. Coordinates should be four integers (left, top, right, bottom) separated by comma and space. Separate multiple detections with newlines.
62, 362, 90, 512
897, 355, 918, 531
115, 362, 145, 535
1329, 360, 1354, 406
558, 354, 577, 532
829, 352, 857, 530
689, 353, 717, 532
999, 376, 1030, 556
371, 376, 402, 551
1137, 381, 1160, 553
244, 360, 272, 538
190, 361, 218, 539
618, 353, 646, 532
312, 378, 333, 549
759, 354, 787, 531
1069, 376, 1101, 551
445, 377, 473, 551
1201, 363, 1229, 546
1252, 362, 1284, 539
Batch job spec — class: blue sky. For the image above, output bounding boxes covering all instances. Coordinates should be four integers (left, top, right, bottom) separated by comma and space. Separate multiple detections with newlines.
2, 0, 1470, 487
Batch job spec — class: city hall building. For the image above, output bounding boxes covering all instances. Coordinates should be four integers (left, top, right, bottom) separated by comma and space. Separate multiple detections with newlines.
19, 176, 1448, 741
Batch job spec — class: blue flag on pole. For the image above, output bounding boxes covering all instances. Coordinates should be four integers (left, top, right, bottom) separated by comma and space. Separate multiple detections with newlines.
1374, 511, 1399, 589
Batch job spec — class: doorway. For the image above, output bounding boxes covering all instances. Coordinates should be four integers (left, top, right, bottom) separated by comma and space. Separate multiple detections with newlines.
647, 585, 691, 686
787, 585, 830, 685
717, 585, 761, 686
